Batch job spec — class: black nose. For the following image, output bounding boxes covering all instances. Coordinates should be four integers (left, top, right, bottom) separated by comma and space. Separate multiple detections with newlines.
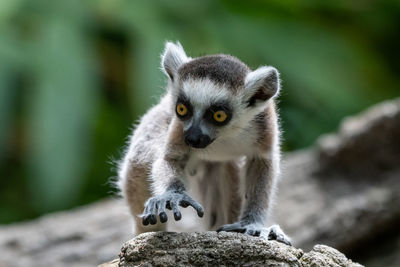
184, 127, 212, 148
185, 134, 211, 148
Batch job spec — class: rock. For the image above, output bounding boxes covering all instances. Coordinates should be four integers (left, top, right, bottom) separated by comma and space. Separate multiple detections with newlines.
100, 231, 362, 267
273, 98, 400, 255
318, 98, 400, 176
99, 259, 119, 267
0, 200, 133, 267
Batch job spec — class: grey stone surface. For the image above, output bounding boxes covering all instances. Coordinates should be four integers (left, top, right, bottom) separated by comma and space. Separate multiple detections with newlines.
102, 231, 362, 267
0, 98, 399, 267
0, 200, 132, 267
273, 98, 400, 254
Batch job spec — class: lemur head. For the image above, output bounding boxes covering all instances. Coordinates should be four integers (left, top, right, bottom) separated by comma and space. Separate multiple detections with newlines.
161, 41, 280, 149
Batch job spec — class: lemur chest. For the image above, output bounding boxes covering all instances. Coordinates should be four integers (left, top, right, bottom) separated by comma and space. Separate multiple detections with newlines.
194, 138, 255, 162
183, 155, 206, 179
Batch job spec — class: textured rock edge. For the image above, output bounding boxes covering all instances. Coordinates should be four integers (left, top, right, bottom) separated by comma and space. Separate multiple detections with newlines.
99, 232, 363, 267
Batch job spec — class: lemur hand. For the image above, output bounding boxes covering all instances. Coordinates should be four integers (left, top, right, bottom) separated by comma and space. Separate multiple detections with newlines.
141, 190, 204, 225
217, 222, 291, 246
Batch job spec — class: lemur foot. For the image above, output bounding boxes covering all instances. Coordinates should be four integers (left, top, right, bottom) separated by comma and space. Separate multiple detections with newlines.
217, 223, 291, 246
141, 191, 204, 226
262, 224, 292, 246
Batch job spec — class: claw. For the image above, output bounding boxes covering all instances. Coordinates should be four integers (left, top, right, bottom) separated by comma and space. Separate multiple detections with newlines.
157, 199, 167, 223
217, 222, 245, 233
142, 216, 149, 226
264, 225, 292, 246
159, 212, 168, 223
173, 210, 182, 221
149, 214, 157, 225
196, 208, 204, 217
183, 195, 204, 217
268, 229, 277, 240
180, 200, 189, 208
170, 200, 181, 221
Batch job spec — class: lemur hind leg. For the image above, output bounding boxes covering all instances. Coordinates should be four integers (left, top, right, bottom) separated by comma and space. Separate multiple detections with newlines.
218, 156, 291, 245
121, 163, 167, 234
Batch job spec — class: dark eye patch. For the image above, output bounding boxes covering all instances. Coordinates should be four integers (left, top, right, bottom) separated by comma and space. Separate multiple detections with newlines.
176, 94, 193, 120
204, 101, 232, 126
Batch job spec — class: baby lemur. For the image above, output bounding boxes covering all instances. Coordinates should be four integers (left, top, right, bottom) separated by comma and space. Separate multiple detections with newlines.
118, 41, 290, 245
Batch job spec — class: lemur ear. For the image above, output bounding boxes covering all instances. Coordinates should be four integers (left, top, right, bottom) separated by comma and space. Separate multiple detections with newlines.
161, 41, 189, 81
244, 66, 280, 106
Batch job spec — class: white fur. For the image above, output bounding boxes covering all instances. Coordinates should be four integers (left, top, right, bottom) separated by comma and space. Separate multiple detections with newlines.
181, 78, 234, 107
161, 41, 190, 79
242, 66, 280, 108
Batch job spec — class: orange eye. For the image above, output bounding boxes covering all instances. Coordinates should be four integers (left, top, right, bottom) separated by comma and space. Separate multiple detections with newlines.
176, 103, 188, 116
213, 110, 227, 123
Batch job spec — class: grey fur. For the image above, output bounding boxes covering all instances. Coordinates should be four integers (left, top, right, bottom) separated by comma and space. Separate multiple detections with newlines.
178, 55, 250, 90
241, 157, 275, 223
118, 41, 290, 245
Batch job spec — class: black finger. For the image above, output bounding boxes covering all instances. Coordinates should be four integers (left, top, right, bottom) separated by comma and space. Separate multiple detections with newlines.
147, 199, 157, 225
217, 225, 230, 232
255, 230, 261, 237
174, 211, 182, 221
142, 200, 151, 226
149, 214, 157, 225
268, 230, 278, 240
282, 239, 292, 246
276, 235, 292, 246
158, 199, 168, 223
217, 223, 244, 233
142, 215, 149, 226
247, 229, 255, 236
166, 201, 171, 210
159, 212, 168, 223
179, 200, 189, 208
170, 200, 181, 221
183, 196, 204, 217
230, 228, 246, 233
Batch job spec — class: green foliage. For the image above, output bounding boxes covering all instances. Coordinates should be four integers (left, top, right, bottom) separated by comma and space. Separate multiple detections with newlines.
0, 0, 399, 223
26, 2, 98, 212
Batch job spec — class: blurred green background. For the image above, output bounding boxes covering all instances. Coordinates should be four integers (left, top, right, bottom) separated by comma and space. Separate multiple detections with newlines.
0, 0, 399, 224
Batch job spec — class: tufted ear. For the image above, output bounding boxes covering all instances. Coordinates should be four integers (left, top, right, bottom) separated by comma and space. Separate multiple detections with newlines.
244, 66, 280, 107
161, 41, 189, 81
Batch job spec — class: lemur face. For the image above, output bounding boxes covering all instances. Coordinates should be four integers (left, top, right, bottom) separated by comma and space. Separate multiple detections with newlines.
161, 42, 281, 149
174, 78, 237, 148
172, 54, 249, 149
